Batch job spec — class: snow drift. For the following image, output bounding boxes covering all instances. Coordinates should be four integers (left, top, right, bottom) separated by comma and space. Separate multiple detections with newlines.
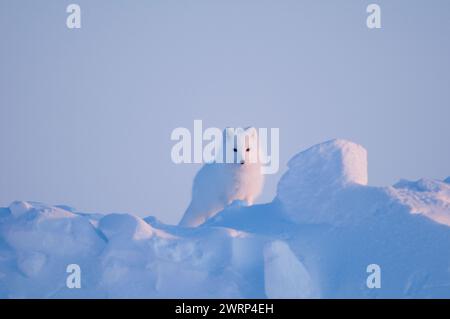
1, 139, 449, 298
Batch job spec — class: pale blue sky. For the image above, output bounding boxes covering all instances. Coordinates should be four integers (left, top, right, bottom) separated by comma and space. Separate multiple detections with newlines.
1, 0, 449, 224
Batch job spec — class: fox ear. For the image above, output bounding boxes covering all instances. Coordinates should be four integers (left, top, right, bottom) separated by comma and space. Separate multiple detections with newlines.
224, 127, 236, 137
246, 127, 257, 137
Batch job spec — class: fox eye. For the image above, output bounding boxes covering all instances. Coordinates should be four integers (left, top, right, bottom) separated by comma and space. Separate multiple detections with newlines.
233, 148, 237, 152
246, 148, 250, 152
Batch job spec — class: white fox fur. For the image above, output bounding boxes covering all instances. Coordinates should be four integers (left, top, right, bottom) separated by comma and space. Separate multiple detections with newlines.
179, 127, 264, 227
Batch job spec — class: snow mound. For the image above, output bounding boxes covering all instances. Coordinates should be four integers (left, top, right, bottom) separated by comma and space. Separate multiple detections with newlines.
392, 178, 450, 226
1, 139, 449, 298
3, 201, 103, 256
277, 139, 375, 225
264, 241, 317, 298
283, 139, 368, 187
98, 213, 154, 241
9, 201, 33, 218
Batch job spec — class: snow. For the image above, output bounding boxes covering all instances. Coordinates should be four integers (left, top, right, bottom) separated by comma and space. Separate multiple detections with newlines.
277, 139, 375, 225
263, 241, 317, 298
98, 213, 154, 241
0, 139, 449, 298
8, 201, 33, 218
392, 178, 450, 226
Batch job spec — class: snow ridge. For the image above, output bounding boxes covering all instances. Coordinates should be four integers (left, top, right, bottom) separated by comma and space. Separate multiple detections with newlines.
0, 139, 449, 298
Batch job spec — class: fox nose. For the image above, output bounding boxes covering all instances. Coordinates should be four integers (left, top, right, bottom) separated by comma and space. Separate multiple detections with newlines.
240, 160, 245, 165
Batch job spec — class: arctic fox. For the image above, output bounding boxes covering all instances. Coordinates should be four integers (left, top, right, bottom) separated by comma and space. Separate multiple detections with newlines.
179, 127, 264, 227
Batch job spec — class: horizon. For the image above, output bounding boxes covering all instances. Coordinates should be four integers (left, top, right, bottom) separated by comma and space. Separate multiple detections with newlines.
1, 0, 449, 224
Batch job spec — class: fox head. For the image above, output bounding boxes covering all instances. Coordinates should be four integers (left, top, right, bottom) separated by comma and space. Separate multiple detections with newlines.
223, 127, 259, 165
